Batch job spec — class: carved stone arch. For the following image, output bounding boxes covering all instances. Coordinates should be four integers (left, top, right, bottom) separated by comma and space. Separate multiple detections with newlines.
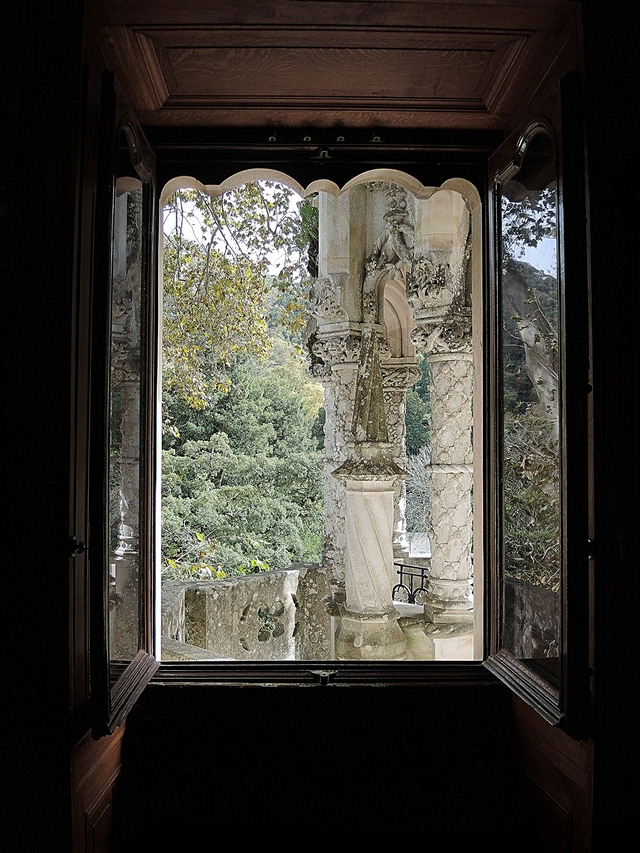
381, 271, 415, 360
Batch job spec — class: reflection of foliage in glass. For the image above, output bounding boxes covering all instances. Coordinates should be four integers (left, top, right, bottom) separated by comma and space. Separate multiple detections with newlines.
501, 187, 556, 266
503, 412, 560, 591
501, 180, 560, 593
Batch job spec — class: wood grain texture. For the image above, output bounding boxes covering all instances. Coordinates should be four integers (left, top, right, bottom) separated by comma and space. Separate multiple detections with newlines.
135, 106, 505, 129
93, 2, 576, 129
166, 46, 491, 100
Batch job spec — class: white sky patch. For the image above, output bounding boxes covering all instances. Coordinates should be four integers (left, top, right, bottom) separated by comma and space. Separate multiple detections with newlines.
521, 237, 557, 277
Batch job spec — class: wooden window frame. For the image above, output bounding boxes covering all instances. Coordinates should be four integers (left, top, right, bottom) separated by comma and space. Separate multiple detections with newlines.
483, 74, 591, 739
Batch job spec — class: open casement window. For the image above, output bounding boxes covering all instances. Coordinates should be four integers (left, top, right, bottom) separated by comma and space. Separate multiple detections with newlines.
90, 73, 159, 736
148, 134, 499, 685
484, 75, 591, 737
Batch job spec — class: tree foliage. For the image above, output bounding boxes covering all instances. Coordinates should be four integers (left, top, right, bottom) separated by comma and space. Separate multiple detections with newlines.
162, 343, 324, 581
161, 182, 323, 582
162, 183, 310, 419
405, 354, 431, 456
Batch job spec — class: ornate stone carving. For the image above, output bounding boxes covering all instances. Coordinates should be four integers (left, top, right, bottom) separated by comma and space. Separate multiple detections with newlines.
411, 311, 472, 355
406, 254, 452, 311
381, 363, 422, 389
307, 276, 347, 322
362, 184, 414, 322
367, 185, 414, 269
310, 332, 360, 381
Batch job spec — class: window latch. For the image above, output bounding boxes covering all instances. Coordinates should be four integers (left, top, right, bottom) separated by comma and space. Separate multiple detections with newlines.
309, 669, 338, 686
69, 536, 86, 558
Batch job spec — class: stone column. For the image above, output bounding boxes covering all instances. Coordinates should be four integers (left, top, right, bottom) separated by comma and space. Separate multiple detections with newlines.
381, 360, 422, 565
408, 190, 475, 656
307, 182, 419, 658
332, 331, 407, 660
306, 186, 369, 589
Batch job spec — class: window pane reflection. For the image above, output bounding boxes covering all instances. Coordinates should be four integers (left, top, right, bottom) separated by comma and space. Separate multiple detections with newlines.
109, 177, 144, 662
500, 132, 560, 685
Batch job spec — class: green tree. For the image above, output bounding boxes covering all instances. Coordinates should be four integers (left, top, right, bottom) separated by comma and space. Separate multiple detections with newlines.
405, 353, 431, 455
160, 181, 323, 582
161, 345, 324, 581
162, 183, 309, 421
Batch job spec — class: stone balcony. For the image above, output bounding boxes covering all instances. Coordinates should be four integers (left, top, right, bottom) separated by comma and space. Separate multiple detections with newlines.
161, 562, 451, 661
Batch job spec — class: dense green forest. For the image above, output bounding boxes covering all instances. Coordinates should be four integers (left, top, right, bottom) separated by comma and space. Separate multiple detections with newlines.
162, 340, 325, 580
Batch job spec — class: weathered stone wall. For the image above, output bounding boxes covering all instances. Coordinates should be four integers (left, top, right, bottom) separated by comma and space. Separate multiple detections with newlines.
161, 564, 333, 661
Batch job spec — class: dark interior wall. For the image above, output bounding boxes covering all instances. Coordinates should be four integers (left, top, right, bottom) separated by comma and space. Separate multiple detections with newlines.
114, 682, 541, 848
580, 1, 639, 842
3, 2, 85, 850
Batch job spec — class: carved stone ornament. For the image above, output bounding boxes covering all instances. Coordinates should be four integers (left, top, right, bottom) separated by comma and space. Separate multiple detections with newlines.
368, 185, 414, 270
406, 253, 452, 311
381, 363, 422, 388
311, 332, 361, 380
437, 312, 473, 353
362, 185, 415, 322
411, 310, 472, 355
332, 455, 405, 481
308, 277, 347, 322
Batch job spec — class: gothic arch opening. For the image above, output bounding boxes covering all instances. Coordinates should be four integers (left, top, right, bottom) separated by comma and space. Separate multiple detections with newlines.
158, 169, 483, 662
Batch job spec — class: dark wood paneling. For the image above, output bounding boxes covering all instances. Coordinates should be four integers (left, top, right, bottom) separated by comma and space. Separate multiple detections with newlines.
511, 696, 592, 851
91, 0, 580, 129
72, 726, 125, 853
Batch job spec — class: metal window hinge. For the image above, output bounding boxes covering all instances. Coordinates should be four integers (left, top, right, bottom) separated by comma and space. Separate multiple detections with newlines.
69, 536, 86, 558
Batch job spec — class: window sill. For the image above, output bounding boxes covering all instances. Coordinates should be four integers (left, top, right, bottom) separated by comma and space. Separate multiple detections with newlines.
151, 660, 499, 687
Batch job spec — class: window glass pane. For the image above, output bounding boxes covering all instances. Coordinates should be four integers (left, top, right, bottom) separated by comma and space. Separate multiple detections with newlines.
108, 154, 145, 663
500, 132, 560, 685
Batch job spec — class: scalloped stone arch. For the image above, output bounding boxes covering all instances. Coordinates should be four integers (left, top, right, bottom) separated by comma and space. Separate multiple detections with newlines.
160, 169, 481, 211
